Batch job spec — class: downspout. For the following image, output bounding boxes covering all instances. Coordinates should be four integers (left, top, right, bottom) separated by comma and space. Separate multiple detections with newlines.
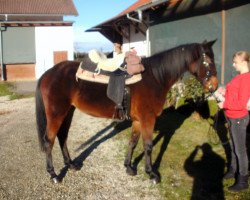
126, 9, 143, 23
126, 9, 151, 56
146, 28, 151, 57
0, 23, 4, 81
126, 0, 169, 56
221, 10, 226, 85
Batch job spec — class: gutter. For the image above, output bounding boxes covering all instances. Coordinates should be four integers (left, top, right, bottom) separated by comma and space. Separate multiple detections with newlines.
126, 10, 143, 23
1, 21, 75, 26
0, 13, 78, 17
125, 0, 168, 56
126, 0, 168, 23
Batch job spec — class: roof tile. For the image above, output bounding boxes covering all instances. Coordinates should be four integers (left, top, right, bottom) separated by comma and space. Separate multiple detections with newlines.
0, 0, 78, 15
118, 0, 152, 16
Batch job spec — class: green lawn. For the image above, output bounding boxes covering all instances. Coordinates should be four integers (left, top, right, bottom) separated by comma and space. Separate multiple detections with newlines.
114, 102, 250, 200
0, 82, 13, 96
0, 82, 32, 99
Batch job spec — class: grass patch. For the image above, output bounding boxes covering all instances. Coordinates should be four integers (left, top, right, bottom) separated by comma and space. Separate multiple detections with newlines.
0, 82, 13, 96
114, 102, 250, 200
0, 82, 32, 100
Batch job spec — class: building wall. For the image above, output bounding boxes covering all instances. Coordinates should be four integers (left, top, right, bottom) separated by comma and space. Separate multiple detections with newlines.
1, 25, 74, 80
2, 27, 36, 64
149, 11, 222, 81
224, 4, 250, 83
6, 64, 35, 81
35, 26, 74, 79
123, 22, 148, 57
148, 3, 250, 84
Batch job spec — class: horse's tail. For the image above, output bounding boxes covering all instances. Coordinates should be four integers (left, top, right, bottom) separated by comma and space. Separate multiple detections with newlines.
35, 77, 47, 152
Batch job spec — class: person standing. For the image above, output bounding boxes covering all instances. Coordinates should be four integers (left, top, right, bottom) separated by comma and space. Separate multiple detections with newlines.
217, 51, 250, 192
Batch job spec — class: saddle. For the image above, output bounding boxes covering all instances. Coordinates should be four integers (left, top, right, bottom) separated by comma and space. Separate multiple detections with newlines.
75, 63, 142, 85
75, 49, 144, 121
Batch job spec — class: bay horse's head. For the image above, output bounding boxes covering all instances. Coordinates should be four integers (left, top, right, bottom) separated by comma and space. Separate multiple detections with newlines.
142, 40, 219, 94
189, 40, 218, 93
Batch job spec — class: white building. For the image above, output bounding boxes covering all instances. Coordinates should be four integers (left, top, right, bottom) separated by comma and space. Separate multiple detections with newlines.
0, 0, 78, 81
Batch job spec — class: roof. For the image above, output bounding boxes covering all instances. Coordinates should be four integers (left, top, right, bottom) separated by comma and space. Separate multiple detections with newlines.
0, 0, 78, 15
85, 0, 170, 43
113, 0, 171, 20
87, 0, 171, 30
118, 0, 152, 16
87, 0, 249, 31
86, 0, 248, 43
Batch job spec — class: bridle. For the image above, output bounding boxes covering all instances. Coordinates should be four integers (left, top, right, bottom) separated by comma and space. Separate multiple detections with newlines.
200, 46, 214, 93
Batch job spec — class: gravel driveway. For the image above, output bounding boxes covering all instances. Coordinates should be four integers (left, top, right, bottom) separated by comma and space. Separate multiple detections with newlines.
0, 97, 163, 200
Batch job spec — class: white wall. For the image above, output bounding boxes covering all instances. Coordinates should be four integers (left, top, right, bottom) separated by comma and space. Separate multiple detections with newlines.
122, 18, 149, 57
35, 26, 74, 79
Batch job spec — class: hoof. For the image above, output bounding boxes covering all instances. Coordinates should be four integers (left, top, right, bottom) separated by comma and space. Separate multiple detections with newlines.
51, 176, 60, 184
150, 172, 161, 184
126, 166, 137, 176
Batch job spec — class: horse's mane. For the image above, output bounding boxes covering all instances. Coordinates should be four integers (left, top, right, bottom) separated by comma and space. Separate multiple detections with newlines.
141, 43, 202, 86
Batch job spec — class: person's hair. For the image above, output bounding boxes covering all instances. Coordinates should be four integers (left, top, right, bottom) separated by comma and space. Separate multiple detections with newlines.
233, 51, 250, 69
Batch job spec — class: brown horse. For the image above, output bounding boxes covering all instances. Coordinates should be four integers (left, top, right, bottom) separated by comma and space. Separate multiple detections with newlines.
36, 40, 218, 183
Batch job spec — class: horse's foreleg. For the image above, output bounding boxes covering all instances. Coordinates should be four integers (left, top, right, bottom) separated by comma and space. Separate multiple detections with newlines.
143, 139, 160, 184
124, 121, 141, 176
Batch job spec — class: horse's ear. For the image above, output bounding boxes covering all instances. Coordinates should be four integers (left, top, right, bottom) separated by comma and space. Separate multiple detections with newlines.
202, 40, 208, 44
206, 39, 217, 47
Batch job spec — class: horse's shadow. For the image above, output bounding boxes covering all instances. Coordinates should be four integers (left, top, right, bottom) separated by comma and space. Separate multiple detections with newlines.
131, 101, 210, 178
57, 120, 131, 181
131, 100, 230, 179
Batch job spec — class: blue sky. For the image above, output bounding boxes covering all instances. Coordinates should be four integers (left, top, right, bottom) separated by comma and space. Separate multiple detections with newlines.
64, 0, 137, 51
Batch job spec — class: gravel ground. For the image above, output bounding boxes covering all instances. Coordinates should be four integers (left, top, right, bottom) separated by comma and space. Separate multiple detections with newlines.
0, 97, 163, 200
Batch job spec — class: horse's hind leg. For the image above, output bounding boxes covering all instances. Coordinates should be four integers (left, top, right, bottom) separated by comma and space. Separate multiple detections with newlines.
124, 121, 141, 176
44, 131, 59, 183
45, 112, 72, 183
57, 107, 80, 170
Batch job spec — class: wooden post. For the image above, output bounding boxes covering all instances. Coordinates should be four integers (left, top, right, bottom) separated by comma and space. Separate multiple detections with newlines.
221, 10, 226, 85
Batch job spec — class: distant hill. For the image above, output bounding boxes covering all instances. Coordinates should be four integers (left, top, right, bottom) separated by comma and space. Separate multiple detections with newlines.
74, 42, 113, 53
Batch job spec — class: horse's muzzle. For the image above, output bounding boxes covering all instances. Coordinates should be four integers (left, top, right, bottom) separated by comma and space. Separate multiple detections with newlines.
204, 76, 219, 93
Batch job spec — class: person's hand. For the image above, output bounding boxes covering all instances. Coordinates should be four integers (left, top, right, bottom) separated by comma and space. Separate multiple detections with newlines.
218, 101, 224, 109
125, 50, 144, 75
217, 86, 226, 96
125, 51, 141, 65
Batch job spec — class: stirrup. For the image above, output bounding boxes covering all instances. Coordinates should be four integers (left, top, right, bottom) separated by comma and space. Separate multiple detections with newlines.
113, 105, 126, 122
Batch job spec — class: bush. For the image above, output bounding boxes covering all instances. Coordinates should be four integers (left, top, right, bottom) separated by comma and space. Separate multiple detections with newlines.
166, 75, 204, 108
